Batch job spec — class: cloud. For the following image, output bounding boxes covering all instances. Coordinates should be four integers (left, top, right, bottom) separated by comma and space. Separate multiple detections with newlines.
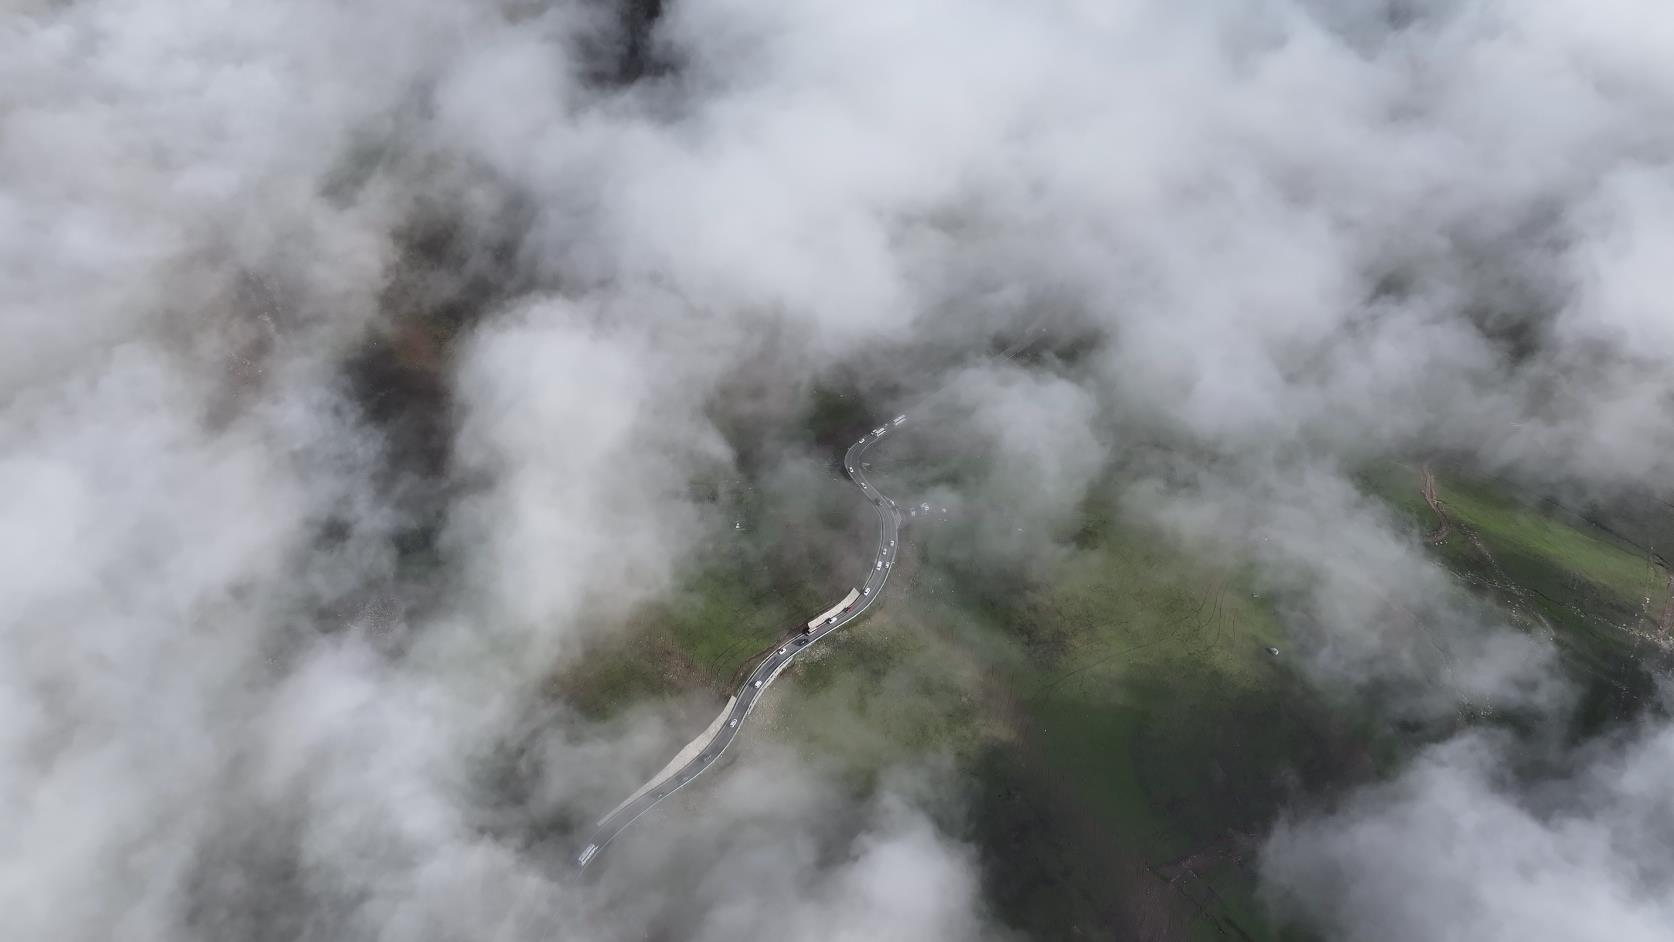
1131, 459, 1574, 719
444, 297, 724, 657
9, 0, 1674, 939
3, 2, 1010, 939
1262, 717, 1674, 942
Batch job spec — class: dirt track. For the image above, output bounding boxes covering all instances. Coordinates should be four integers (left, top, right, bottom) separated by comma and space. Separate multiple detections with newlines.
1420, 463, 1450, 544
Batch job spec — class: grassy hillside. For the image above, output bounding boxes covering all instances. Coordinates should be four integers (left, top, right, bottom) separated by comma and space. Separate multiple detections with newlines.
757, 492, 1372, 942
554, 556, 823, 717
1361, 462, 1669, 727
562, 480, 1377, 940
562, 456, 1669, 941
954, 509, 1370, 941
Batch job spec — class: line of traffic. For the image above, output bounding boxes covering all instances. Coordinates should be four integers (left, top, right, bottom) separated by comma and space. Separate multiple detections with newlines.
576, 415, 908, 867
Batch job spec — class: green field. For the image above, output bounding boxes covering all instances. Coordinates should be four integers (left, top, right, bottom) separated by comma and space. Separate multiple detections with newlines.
563, 454, 1669, 941
565, 478, 1377, 940
963, 510, 1372, 940
759, 490, 1372, 942
1360, 462, 1668, 722
554, 555, 823, 717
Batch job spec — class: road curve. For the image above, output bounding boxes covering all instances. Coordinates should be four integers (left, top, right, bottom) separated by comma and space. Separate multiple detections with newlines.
577, 418, 907, 867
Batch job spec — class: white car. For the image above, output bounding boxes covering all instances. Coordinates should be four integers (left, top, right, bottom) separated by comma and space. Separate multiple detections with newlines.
729, 718, 738, 728
863, 587, 871, 596
778, 647, 786, 655
753, 680, 762, 688
889, 540, 895, 547
876, 561, 883, 570
827, 616, 837, 625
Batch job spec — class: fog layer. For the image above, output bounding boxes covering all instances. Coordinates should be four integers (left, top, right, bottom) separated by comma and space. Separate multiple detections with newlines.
7, 1, 1674, 939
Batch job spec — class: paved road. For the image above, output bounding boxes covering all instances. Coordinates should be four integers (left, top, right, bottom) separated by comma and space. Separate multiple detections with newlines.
577, 419, 906, 867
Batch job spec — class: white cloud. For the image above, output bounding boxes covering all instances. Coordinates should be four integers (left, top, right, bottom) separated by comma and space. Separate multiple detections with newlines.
9, 0, 1674, 939
1264, 722, 1674, 942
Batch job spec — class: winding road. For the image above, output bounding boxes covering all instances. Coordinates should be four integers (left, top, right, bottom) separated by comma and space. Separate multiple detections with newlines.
577, 417, 907, 867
